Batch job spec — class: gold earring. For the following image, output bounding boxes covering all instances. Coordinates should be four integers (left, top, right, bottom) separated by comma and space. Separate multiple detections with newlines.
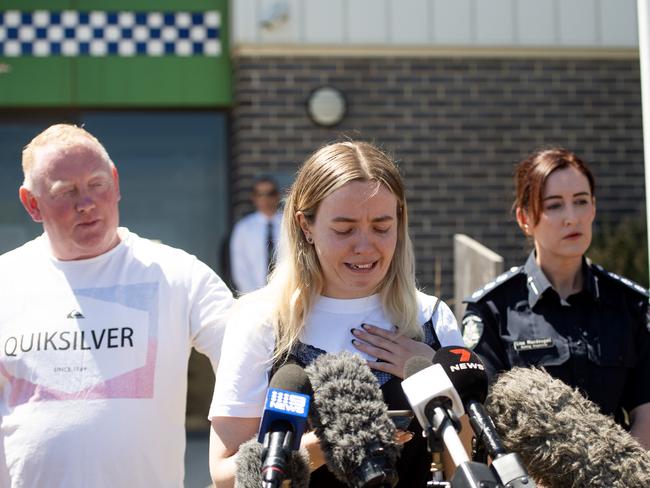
306, 236, 313, 244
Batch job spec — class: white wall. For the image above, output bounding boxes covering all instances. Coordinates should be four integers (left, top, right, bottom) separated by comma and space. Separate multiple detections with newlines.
232, 0, 638, 49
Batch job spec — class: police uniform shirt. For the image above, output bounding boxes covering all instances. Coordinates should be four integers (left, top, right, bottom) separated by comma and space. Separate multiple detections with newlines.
462, 252, 650, 419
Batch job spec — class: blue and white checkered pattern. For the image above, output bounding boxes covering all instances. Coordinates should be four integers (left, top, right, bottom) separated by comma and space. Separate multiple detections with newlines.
0, 10, 221, 57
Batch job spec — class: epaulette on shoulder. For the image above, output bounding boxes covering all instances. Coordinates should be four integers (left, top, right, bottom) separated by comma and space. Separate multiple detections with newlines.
464, 265, 524, 303
592, 264, 649, 298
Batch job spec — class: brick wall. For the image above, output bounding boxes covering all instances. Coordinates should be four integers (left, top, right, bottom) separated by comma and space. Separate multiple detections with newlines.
229, 56, 645, 302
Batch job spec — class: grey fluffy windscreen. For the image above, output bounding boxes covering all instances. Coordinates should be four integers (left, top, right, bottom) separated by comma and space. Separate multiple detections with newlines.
269, 362, 313, 396
485, 367, 650, 488
234, 437, 311, 488
305, 351, 401, 487
403, 355, 433, 379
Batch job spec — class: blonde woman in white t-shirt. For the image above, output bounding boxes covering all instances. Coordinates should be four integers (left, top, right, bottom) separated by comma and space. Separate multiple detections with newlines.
209, 141, 464, 487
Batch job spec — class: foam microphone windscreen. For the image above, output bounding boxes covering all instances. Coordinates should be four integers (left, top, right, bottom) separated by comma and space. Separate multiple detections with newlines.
432, 346, 488, 404
485, 367, 650, 488
306, 351, 400, 487
235, 437, 311, 488
269, 362, 313, 396
403, 356, 433, 379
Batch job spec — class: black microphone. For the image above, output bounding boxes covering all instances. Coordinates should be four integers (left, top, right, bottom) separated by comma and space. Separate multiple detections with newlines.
305, 352, 400, 488
430, 347, 499, 456
401, 356, 501, 488
235, 437, 310, 488
432, 346, 534, 488
486, 367, 650, 488
256, 363, 312, 488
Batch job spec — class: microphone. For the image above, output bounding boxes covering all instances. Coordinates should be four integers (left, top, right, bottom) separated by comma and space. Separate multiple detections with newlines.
401, 356, 468, 465
257, 363, 312, 488
305, 351, 400, 488
401, 356, 501, 487
485, 367, 650, 488
235, 437, 310, 488
432, 346, 533, 488
430, 347, 499, 457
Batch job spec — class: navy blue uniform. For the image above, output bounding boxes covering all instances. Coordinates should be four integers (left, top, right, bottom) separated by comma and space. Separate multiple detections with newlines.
462, 252, 650, 421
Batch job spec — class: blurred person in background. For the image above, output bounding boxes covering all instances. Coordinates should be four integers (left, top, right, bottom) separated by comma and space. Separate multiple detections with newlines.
229, 177, 282, 294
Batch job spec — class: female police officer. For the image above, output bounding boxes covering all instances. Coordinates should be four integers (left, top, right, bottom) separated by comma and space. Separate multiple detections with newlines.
462, 147, 650, 449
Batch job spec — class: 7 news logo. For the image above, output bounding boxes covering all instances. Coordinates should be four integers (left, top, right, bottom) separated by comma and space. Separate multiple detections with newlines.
448, 348, 485, 372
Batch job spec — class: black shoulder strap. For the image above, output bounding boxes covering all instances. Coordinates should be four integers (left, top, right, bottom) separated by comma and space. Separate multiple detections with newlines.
430, 296, 441, 317
423, 297, 442, 351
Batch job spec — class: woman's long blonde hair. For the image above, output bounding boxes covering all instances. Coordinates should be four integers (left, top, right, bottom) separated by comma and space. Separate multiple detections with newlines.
267, 141, 421, 361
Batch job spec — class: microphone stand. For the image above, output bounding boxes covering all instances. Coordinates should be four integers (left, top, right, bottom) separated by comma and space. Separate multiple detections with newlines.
426, 401, 534, 488
424, 404, 453, 488
424, 407, 448, 484
424, 405, 501, 488
466, 402, 535, 488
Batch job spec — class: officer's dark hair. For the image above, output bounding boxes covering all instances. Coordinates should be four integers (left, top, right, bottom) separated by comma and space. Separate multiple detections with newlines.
513, 147, 595, 226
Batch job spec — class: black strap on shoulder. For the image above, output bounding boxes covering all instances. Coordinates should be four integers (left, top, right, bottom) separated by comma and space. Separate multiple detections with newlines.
423, 298, 442, 352
271, 298, 445, 377
430, 296, 441, 317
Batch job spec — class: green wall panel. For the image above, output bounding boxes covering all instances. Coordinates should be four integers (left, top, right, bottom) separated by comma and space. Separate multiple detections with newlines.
75, 57, 231, 106
2, 1, 71, 8
0, 58, 74, 106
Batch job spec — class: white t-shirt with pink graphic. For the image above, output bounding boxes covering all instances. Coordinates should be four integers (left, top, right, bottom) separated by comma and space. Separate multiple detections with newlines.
0, 228, 234, 488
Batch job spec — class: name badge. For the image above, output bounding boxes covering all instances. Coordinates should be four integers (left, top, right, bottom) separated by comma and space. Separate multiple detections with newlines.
513, 338, 554, 351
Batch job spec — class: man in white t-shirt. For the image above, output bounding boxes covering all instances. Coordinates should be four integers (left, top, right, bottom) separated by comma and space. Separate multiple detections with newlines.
0, 124, 234, 487
229, 178, 282, 294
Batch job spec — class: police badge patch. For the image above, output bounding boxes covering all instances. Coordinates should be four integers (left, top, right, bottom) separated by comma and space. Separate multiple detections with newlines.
462, 314, 484, 349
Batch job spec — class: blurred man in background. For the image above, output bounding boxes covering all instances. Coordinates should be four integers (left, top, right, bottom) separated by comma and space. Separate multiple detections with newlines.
229, 177, 282, 293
